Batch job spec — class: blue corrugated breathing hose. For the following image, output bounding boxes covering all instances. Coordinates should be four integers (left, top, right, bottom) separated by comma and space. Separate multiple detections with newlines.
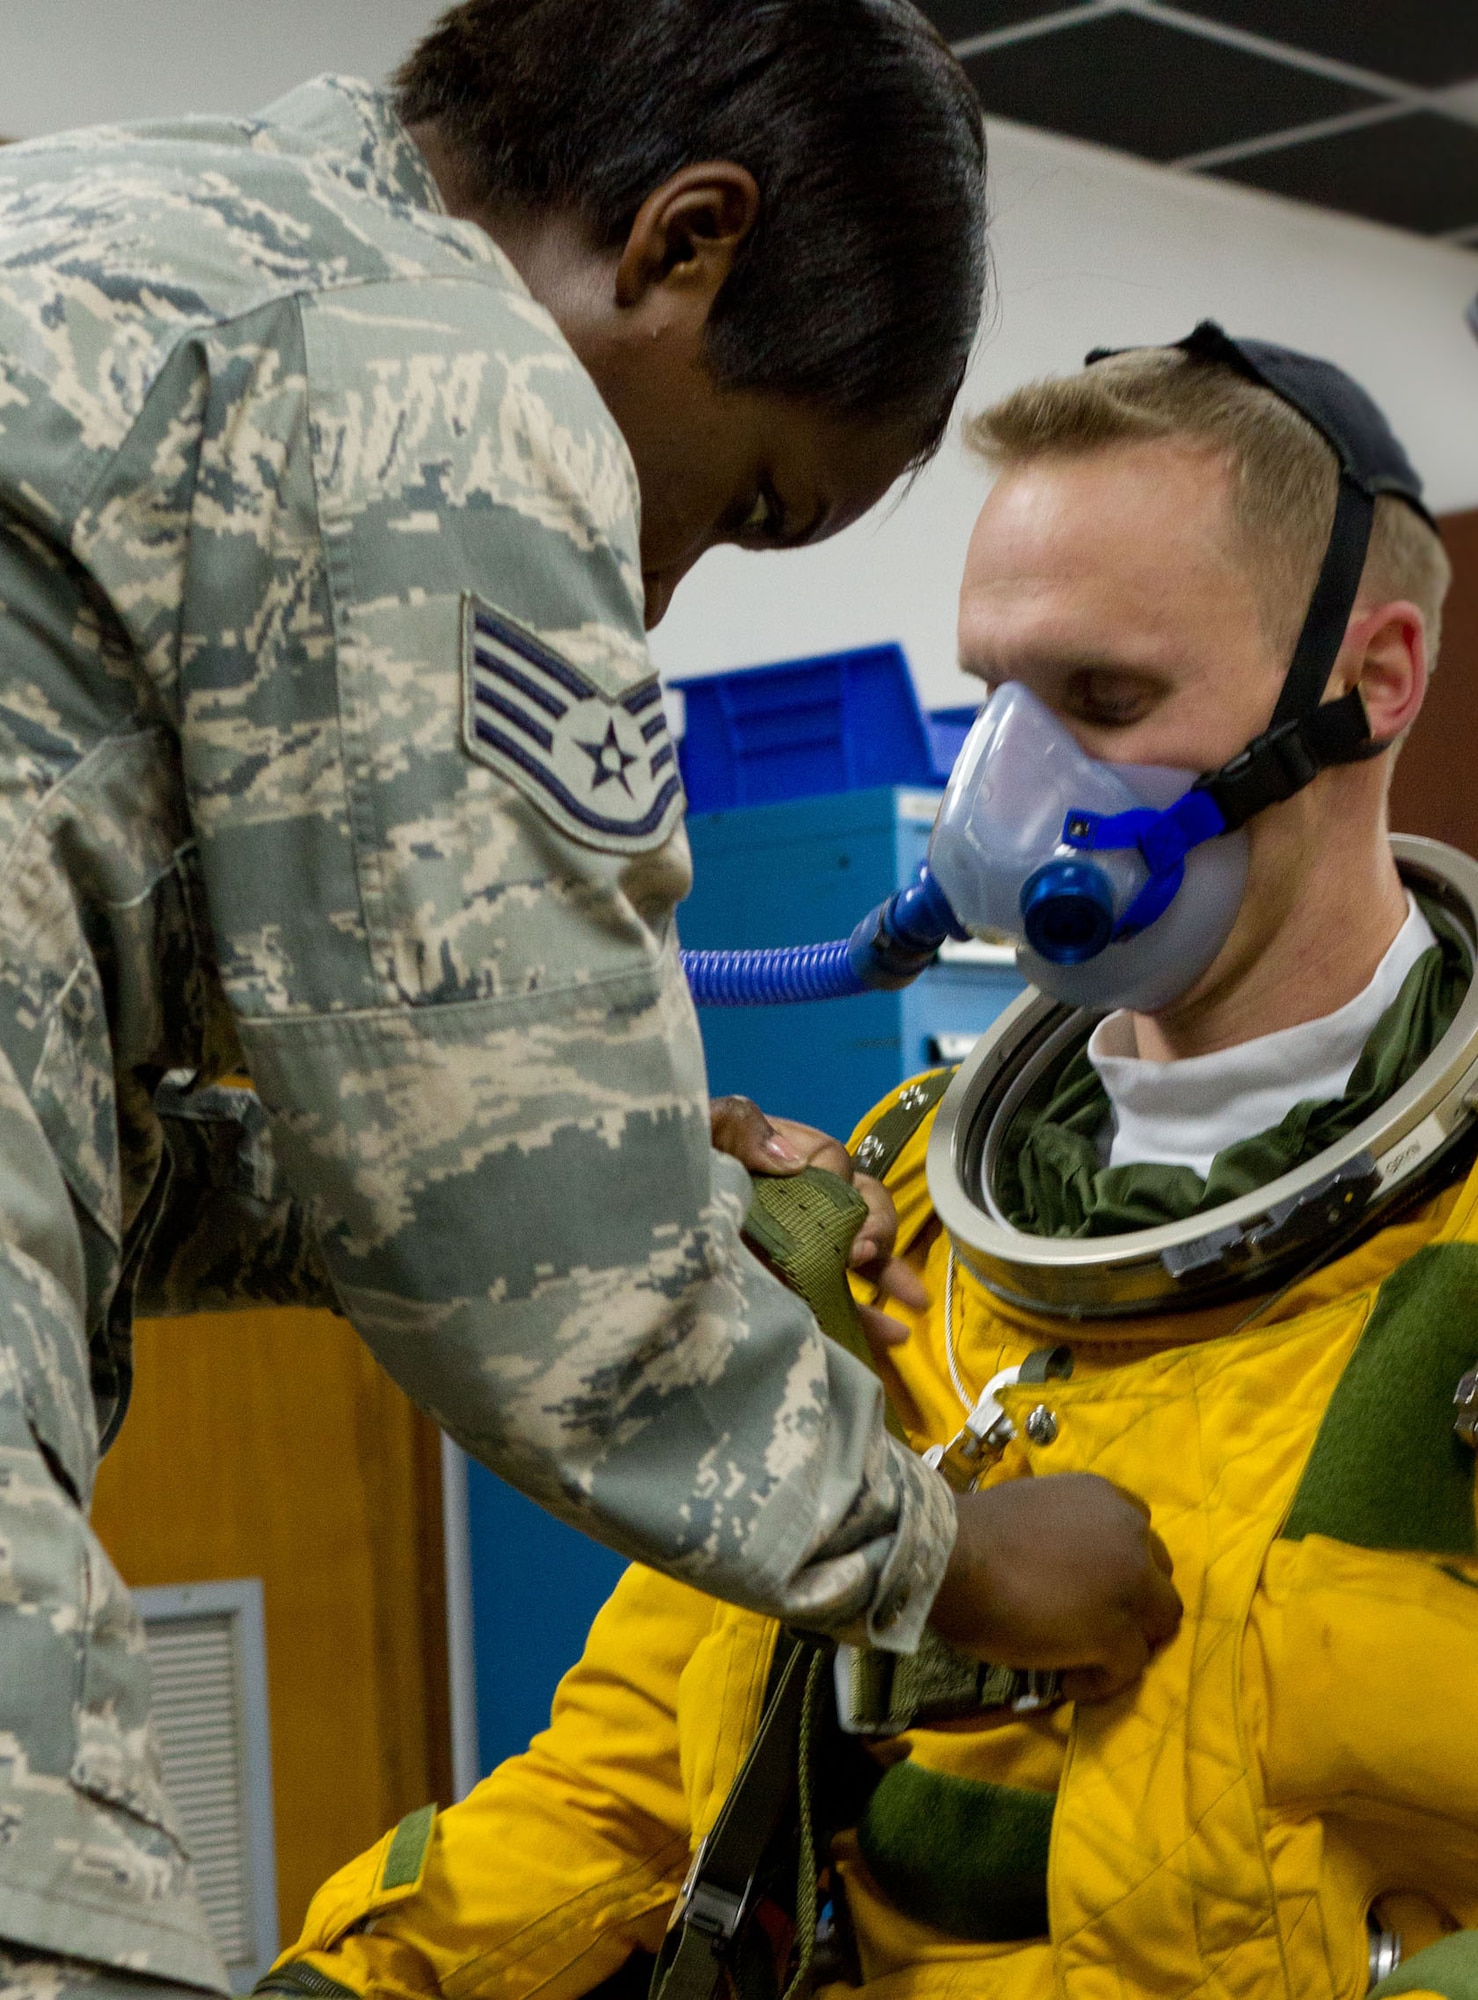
681, 867, 964, 1006
680, 940, 864, 1005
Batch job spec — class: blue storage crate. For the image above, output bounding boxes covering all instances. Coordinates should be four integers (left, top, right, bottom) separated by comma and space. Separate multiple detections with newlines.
673, 644, 977, 812
926, 704, 980, 776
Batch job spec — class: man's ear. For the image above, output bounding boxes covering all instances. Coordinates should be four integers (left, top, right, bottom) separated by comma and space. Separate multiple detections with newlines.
1334, 599, 1428, 743
614, 162, 761, 314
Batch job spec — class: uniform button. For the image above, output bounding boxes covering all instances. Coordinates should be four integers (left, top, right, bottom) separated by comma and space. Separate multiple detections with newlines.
1025, 1404, 1059, 1446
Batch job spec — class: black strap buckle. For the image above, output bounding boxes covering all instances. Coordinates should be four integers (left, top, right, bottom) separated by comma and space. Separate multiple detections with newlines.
680, 1870, 750, 1946
1199, 717, 1320, 830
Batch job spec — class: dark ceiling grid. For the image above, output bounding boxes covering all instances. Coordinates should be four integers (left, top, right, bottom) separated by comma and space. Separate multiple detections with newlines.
1182, 2, 1478, 91
957, 13, 1380, 165
924, 0, 1478, 244
1215, 111, 1478, 241
926, 0, 1079, 41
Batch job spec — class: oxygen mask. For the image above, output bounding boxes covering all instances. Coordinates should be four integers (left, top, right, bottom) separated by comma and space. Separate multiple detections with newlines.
928, 682, 1249, 1013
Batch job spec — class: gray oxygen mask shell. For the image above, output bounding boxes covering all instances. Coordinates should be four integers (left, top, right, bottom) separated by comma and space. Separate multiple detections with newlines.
928, 682, 1249, 1013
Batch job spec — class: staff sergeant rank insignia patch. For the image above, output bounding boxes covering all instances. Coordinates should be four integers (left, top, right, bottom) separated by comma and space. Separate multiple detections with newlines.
461, 596, 685, 855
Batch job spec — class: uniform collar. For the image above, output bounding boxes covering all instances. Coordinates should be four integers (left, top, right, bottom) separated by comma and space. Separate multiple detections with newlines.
256, 75, 528, 286
257, 74, 451, 222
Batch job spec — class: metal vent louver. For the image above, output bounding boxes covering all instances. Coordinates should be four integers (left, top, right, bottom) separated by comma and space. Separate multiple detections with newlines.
136, 1581, 279, 1991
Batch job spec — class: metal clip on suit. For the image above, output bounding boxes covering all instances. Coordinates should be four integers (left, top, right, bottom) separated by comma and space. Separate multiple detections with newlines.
922, 1366, 1022, 1491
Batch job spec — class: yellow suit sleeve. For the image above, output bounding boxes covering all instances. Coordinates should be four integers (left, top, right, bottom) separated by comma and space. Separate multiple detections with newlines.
278, 1564, 722, 2000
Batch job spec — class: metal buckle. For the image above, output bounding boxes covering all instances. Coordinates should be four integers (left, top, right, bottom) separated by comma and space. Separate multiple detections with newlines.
674, 1833, 751, 1946
922, 1366, 1022, 1492
1010, 1668, 1062, 1713
1454, 1366, 1478, 1450
684, 1881, 748, 1943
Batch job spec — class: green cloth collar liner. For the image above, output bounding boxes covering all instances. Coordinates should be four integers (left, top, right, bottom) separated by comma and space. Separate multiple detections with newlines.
1370, 1930, 1478, 1998
999, 898, 1470, 1239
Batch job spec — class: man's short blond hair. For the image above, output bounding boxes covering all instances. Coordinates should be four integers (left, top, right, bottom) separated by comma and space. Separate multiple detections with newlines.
965, 347, 1451, 668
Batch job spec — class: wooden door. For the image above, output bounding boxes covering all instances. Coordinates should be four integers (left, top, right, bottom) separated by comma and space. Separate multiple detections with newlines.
1391, 509, 1478, 851
91, 1307, 453, 1945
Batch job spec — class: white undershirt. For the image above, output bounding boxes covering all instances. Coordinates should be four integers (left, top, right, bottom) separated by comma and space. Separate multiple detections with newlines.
1087, 895, 1437, 1176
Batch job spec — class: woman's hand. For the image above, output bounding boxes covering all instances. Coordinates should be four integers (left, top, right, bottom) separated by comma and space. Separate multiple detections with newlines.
710, 1095, 927, 1358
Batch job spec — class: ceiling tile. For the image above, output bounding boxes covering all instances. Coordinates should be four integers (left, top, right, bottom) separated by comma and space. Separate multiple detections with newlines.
1213, 110, 1478, 236
1175, 2, 1478, 90
919, 0, 1084, 42
961, 13, 1382, 162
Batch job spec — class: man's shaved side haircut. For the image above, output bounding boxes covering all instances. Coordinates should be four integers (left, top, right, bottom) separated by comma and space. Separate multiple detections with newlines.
395, 0, 987, 468
965, 349, 1452, 667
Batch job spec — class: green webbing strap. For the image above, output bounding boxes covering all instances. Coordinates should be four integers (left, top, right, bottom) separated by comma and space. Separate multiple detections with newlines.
1018, 1344, 1074, 1386
746, 1171, 1060, 1730
841, 1625, 1023, 1735
744, 1167, 906, 1441
850, 1069, 956, 1182
650, 1638, 820, 2000
778, 1651, 828, 2000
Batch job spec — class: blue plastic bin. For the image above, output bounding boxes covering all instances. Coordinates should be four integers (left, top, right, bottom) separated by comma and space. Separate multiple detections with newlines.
672, 645, 977, 811
926, 704, 980, 777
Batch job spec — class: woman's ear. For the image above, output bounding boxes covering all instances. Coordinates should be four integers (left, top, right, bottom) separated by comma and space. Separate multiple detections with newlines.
613, 163, 761, 312
1337, 599, 1428, 743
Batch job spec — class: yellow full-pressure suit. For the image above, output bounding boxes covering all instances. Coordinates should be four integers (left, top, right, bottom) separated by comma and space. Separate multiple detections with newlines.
274, 1076, 1478, 2000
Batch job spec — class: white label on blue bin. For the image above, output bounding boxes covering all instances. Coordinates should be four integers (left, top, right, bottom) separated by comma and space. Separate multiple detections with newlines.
897, 790, 945, 824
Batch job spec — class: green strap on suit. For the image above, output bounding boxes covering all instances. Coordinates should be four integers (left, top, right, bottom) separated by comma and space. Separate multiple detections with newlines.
743, 1167, 906, 1440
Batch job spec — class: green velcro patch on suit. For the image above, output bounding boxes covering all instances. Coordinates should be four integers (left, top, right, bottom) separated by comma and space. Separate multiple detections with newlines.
381, 1802, 437, 1890
1371, 1929, 1478, 1997
1284, 1241, 1478, 1555
857, 1758, 1053, 1942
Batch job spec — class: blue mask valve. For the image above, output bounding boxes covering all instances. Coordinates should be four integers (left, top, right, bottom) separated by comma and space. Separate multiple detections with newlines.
1019, 859, 1116, 965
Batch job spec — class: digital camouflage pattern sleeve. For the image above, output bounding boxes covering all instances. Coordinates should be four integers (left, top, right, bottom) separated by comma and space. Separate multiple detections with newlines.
0, 76, 955, 1666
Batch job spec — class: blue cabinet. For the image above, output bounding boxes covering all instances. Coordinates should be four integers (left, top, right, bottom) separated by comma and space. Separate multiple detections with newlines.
463, 1464, 626, 1776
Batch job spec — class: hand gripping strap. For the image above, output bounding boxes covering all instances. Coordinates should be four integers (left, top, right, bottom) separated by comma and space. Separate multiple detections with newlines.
743, 1167, 906, 1441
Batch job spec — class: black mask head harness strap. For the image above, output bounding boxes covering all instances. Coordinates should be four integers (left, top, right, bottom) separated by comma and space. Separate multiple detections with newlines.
1085, 321, 1436, 834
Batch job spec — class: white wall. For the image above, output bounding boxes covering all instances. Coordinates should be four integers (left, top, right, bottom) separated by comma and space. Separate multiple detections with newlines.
0, 0, 444, 138
3, 5, 1476, 711
652, 121, 1478, 710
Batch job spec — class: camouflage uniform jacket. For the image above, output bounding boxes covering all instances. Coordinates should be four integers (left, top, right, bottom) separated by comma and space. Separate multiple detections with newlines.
0, 74, 953, 1987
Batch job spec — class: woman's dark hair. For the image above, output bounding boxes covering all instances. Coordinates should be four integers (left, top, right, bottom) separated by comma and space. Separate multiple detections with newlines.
394, 0, 987, 464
